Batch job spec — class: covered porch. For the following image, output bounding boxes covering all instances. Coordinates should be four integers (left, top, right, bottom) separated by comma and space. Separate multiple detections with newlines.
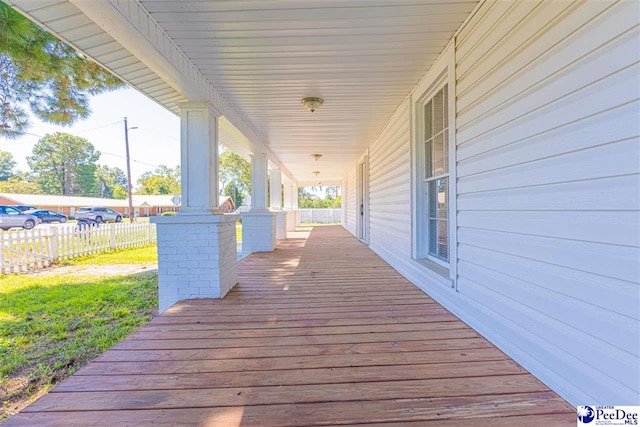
6, 226, 574, 426
6, 0, 639, 414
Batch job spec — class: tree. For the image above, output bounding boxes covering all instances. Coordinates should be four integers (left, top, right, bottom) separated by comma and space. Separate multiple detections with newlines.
298, 186, 341, 208
93, 165, 127, 198
219, 148, 251, 206
27, 132, 100, 195
136, 165, 180, 195
0, 150, 16, 180
0, 2, 123, 139
0, 178, 41, 194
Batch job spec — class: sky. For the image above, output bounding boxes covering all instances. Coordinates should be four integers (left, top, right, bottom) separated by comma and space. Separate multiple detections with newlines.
0, 87, 180, 184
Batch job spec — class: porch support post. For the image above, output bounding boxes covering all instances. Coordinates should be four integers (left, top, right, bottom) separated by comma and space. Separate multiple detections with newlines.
283, 177, 293, 210
249, 153, 268, 211
292, 184, 301, 228
284, 181, 297, 232
270, 168, 286, 240
269, 168, 282, 210
178, 102, 220, 214
151, 102, 238, 313
241, 153, 276, 253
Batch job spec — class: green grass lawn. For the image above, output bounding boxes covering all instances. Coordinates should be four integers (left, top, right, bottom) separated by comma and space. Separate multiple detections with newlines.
0, 249, 158, 422
59, 244, 158, 265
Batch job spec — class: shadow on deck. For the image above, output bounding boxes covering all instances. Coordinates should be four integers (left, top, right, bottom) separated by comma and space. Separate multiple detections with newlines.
6, 226, 574, 426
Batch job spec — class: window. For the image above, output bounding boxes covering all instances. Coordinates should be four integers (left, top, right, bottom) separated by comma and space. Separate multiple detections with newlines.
418, 84, 450, 265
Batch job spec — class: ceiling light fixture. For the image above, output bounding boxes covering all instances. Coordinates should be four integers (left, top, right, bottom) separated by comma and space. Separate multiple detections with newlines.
312, 171, 320, 176
301, 97, 324, 112
311, 154, 322, 161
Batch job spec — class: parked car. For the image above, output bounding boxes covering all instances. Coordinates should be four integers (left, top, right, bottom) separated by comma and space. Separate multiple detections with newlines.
13, 205, 37, 212
75, 207, 122, 223
0, 206, 38, 230
24, 209, 68, 224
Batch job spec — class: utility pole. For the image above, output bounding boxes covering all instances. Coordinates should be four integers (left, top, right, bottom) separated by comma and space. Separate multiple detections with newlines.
124, 117, 136, 223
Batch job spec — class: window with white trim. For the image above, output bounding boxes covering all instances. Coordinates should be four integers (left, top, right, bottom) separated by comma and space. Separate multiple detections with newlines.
419, 84, 449, 265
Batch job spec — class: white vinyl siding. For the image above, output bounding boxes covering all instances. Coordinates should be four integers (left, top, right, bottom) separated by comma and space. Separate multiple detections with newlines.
342, 164, 358, 235
359, 0, 639, 407
368, 99, 412, 260
454, 0, 639, 405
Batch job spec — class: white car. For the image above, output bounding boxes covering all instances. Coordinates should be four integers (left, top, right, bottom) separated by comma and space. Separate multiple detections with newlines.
0, 206, 38, 230
75, 207, 123, 223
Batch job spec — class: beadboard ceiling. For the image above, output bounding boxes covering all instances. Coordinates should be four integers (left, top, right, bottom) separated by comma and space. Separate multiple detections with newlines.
140, 0, 478, 184
10, 0, 478, 185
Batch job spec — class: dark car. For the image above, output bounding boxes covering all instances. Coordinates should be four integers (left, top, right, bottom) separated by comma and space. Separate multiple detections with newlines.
25, 209, 68, 224
13, 205, 37, 212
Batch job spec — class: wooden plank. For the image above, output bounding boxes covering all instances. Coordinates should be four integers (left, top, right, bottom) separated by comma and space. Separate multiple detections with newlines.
6, 392, 573, 426
144, 313, 458, 330
28, 375, 550, 411
158, 306, 449, 321
129, 320, 465, 340
163, 298, 438, 313
348, 413, 576, 426
109, 328, 479, 351
78, 347, 507, 375
56, 359, 525, 392
95, 337, 494, 362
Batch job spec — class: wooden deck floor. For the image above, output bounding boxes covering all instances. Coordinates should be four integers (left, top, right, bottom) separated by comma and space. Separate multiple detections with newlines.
7, 226, 574, 426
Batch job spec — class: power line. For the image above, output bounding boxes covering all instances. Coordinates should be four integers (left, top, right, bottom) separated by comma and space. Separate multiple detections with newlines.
100, 150, 159, 168
74, 121, 121, 135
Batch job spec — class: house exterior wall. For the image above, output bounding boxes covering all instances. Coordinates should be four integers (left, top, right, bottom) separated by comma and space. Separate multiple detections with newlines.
369, 99, 412, 259
343, 0, 640, 406
343, 164, 358, 235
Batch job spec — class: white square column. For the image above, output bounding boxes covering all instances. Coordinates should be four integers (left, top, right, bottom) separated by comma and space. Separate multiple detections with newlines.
179, 102, 220, 215
249, 153, 268, 211
269, 168, 282, 210
283, 179, 298, 232
269, 168, 286, 240
151, 102, 237, 313
283, 177, 293, 209
241, 153, 276, 253
292, 183, 301, 229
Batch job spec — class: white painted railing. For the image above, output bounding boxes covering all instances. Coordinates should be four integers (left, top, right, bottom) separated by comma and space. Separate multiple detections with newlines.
299, 208, 342, 224
0, 222, 156, 274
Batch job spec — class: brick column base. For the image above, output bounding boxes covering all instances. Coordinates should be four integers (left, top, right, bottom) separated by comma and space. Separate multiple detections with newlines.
151, 214, 238, 313
241, 211, 276, 254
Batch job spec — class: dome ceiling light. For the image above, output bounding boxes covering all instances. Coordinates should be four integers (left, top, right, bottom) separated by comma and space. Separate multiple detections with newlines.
311, 154, 322, 161
301, 97, 324, 112
312, 171, 320, 176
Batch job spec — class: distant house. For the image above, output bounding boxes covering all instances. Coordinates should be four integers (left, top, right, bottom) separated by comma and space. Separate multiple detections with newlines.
0, 193, 235, 217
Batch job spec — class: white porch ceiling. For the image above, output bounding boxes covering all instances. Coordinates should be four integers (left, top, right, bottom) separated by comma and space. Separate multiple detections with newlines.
141, 0, 478, 185
9, 0, 478, 186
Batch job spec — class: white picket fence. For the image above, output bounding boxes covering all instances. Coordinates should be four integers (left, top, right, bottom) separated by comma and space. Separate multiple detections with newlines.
0, 222, 156, 274
299, 208, 342, 224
